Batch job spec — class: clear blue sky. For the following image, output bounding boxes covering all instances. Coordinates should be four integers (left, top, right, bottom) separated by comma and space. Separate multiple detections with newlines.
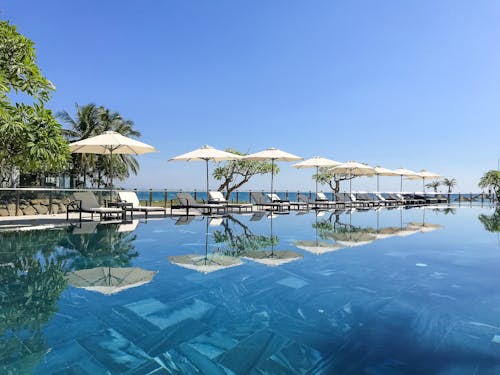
3, 0, 500, 192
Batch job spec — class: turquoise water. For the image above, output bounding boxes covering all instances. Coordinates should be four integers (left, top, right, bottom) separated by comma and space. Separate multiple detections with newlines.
1, 206, 500, 374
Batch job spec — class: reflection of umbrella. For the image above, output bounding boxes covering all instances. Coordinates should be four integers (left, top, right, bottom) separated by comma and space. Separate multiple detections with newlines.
69, 131, 157, 200
293, 240, 344, 255
244, 148, 302, 199
407, 222, 442, 233
293, 156, 341, 199
374, 166, 398, 192
168, 216, 243, 274
392, 167, 418, 192
243, 250, 302, 266
330, 161, 375, 195
406, 170, 441, 193
169, 145, 242, 201
330, 231, 377, 247
67, 266, 156, 295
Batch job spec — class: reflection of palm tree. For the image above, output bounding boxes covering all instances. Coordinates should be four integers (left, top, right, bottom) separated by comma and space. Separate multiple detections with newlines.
0, 229, 68, 373
212, 215, 277, 256
59, 224, 138, 270
478, 209, 500, 233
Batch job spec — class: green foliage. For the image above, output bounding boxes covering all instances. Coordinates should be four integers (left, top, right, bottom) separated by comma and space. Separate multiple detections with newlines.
58, 103, 141, 188
441, 178, 456, 193
213, 149, 277, 198
478, 209, 500, 233
314, 167, 356, 194
0, 20, 69, 184
478, 170, 500, 201
425, 180, 441, 192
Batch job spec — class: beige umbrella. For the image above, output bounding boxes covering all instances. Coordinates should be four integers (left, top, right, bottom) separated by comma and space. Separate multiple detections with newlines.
168, 253, 243, 274
374, 166, 399, 192
293, 156, 341, 200
67, 266, 157, 295
69, 131, 157, 199
330, 161, 375, 195
392, 167, 419, 192
244, 148, 302, 199
406, 170, 441, 193
169, 145, 242, 201
330, 231, 377, 248
243, 250, 303, 266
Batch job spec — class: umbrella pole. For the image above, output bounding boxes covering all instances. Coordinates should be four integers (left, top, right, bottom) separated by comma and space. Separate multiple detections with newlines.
315, 166, 318, 199
422, 178, 425, 193
205, 158, 209, 203
205, 217, 209, 263
109, 149, 113, 202
271, 159, 275, 197
377, 174, 380, 192
349, 170, 352, 196
400, 175, 403, 192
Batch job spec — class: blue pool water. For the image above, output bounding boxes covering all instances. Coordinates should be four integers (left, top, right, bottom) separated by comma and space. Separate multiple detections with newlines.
1, 206, 500, 374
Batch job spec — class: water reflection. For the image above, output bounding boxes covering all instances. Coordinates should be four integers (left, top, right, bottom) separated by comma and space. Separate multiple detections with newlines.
478, 209, 500, 233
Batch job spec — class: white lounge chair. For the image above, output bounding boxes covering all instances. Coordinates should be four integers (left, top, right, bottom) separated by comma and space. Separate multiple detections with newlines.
208, 191, 253, 213
118, 191, 165, 219
66, 192, 124, 222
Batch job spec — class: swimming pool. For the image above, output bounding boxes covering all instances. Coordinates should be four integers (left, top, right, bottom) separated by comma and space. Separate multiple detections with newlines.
1, 206, 500, 374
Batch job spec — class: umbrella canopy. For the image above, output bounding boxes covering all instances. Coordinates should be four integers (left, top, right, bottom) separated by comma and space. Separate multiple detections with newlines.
407, 222, 443, 233
69, 131, 157, 199
293, 240, 344, 255
330, 161, 375, 195
243, 250, 303, 266
67, 266, 157, 295
245, 148, 302, 198
374, 166, 398, 192
169, 145, 242, 201
392, 167, 419, 192
330, 230, 377, 247
406, 170, 441, 193
168, 253, 243, 274
293, 156, 341, 198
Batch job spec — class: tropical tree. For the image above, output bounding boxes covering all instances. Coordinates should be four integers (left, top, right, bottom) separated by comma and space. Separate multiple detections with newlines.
213, 149, 276, 199
425, 180, 441, 193
441, 178, 456, 193
478, 170, 500, 202
478, 209, 500, 233
58, 103, 141, 188
314, 167, 356, 194
0, 20, 70, 186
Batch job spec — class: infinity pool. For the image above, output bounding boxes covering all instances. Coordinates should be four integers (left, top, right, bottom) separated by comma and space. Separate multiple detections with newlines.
1, 206, 500, 374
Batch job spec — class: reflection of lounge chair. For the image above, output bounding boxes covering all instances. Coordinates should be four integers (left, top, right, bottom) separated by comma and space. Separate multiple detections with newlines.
250, 212, 267, 221
251, 192, 290, 211
71, 221, 99, 234
175, 215, 195, 225
171, 193, 227, 215
208, 191, 253, 213
118, 191, 165, 219
117, 219, 140, 233
66, 192, 124, 222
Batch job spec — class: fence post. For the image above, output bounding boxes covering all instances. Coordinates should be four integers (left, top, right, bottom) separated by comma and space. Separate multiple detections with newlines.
249, 190, 252, 204
164, 189, 167, 207
309, 191, 312, 199
49, 189, 53, 214
15, 190, 20, 216
194, 190, 197, 201
149, 189, 153, 206
285, 190, 288, 200
236, 191, 239, 203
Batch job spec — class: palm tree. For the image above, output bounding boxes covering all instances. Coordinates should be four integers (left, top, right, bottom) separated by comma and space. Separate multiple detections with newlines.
57, 104, 142, 188
478, 170, 500, 202
441, 178, 456, 193
425, 180, 441, 193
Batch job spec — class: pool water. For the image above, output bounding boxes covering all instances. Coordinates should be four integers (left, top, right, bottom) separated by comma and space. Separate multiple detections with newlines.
1, 206, 500, 374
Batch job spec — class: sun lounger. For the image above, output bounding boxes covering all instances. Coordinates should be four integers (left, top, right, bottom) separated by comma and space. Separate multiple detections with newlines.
353, 193, 378, 207
171, 193, 227, 215
315, 192, 338, 208
374, 193, 397, 207
267, 193, 306, 210
251, 192, 290, 211
208, 191, 253, 213
298, 194, 331, 209
66, 192, 126, 222
118, 191, 166, 220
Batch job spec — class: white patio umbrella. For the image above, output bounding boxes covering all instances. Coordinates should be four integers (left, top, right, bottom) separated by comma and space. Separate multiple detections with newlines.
168, 216, 243, 273
293, 156, 341, 200
169, 145, 242, 202
406, 170, 441, 193
69, 131, 157, 199
330, 161, 375, 195
374, 166, 399, 192
244, 148, 302, 199
392, 167, 419, 192
67, 266, 157, 295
